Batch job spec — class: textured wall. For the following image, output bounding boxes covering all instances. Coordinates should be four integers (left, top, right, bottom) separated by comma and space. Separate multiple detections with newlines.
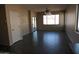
65, 5, 79, 43
5, 5, 30, 45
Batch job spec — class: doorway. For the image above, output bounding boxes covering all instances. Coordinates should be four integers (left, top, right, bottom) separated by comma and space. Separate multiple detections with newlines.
32, 17, 37, 32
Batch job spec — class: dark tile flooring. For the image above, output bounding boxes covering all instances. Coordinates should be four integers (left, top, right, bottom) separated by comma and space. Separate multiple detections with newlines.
72, 43, 79, 54
0, 45, 10, 54
9, 31, 73, 54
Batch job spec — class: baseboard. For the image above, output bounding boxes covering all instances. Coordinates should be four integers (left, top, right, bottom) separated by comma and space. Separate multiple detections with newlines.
23, 30, 37, 37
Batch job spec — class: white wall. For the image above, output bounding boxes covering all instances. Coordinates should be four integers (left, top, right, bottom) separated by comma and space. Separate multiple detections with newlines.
5, 5, 30, 45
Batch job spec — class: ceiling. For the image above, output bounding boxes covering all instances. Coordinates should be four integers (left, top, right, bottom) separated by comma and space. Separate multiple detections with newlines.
24, 4, 69, 12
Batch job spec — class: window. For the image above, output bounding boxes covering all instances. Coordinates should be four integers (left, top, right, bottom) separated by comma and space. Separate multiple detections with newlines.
43, 14, 59, 25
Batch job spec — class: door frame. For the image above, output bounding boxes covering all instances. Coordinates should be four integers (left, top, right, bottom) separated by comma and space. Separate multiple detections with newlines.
31, 16, 37, 32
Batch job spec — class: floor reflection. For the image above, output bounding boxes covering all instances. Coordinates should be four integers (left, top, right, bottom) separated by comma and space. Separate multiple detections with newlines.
43, 32, 60, 47
32, 31, 38, 46
33, 31, 38, 42
10, 31, 73, 54
73, 43, 79, 54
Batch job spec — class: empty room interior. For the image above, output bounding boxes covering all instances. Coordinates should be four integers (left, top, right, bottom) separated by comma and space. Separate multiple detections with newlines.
0, 4, 79, 54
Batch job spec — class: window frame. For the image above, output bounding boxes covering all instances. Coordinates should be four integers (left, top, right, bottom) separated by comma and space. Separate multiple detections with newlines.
43, 14, 60, 25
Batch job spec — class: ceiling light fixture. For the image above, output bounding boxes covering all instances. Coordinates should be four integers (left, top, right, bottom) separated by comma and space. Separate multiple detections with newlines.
44, 8, 52, 15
